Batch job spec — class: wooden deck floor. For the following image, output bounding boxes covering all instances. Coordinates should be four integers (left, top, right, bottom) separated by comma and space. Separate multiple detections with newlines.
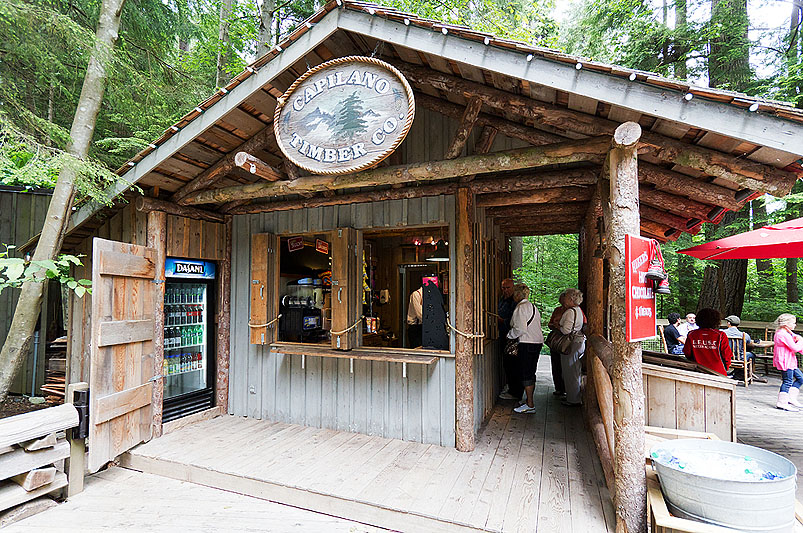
4, 466, 386, 532
123, 373, 614, 533
733, 372, 803, 502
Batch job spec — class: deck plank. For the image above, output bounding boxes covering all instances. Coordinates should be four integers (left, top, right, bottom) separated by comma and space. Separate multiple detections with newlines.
121, 361, 611, 532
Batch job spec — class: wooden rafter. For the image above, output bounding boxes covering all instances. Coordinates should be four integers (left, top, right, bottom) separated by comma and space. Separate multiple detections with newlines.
445, 97, 483, 159
171, 126, 278, 204
181, 136, 611, 205
477, 186, 593, 208
395, 62, 798, 195
234, 152, 283, 181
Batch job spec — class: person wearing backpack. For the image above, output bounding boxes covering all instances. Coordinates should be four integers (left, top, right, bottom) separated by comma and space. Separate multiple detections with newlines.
507, 284, 544, 414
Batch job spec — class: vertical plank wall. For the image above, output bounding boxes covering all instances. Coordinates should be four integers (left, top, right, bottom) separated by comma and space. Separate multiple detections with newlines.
0, 187, 53, 395
230, 197, 459, 446
66, 207, 225, 388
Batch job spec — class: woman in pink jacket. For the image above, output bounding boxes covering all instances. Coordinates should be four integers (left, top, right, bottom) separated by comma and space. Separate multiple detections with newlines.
773, 313, 803, 411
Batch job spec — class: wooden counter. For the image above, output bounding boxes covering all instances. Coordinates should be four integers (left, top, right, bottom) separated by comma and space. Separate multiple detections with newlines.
269, 342, 449, 364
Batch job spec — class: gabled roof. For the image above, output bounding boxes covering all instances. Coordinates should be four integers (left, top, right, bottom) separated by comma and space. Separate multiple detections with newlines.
63, 0, 803, 247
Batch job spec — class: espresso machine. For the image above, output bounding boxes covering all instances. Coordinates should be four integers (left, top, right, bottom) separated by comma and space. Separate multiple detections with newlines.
279, 278, 326, 342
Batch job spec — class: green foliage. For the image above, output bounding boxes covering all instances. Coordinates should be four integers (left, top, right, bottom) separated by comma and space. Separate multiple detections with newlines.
514, 234, 578, 324
377, 0, 559, 45
0, 245, 91, 297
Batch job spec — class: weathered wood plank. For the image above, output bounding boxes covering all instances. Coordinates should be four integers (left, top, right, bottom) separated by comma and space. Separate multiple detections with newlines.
11, 466, 57, 492
0, 472, 67, 512
0, 405, 78, 448
97, 319, 154, 347
97, 250, 155, 278
94, 382, 153, 425
0, 441, 69, 480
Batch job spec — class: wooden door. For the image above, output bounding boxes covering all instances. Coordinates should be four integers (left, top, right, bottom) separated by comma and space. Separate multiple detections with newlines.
331, 228, 360, 350
250, 232, 279, 345
88, 238, 157, 473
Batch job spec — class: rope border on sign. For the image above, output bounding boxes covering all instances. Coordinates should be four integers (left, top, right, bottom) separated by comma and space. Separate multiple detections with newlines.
273, 56, 416, 176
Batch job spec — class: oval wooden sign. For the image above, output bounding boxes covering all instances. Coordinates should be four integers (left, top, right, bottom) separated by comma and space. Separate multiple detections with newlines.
273, 56, 415, 175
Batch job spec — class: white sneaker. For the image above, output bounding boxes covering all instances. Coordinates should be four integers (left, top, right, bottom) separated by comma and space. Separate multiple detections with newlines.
513, 404, 537, 414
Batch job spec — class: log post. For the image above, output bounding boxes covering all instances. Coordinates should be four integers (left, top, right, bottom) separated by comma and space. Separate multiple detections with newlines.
606, 122, 646, 533
455, 187, 475, 452
147, 210, 167, 438
216, 216, 232, 411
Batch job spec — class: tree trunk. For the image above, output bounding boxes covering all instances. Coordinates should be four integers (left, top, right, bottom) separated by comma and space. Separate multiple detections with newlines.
754, 201, 774, 299
0, 0, 127, 402
787, 258, 799, 303
216, 0, 233, 88
696, 211, 748, 315
709, 0, 751, 91
257, 0, 275, 59
677, 249, 695, 311
675, 0, 688, 79
510, 237, 523, 280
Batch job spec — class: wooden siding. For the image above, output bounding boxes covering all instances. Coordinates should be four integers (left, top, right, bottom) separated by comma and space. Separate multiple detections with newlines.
642, 363, 736, 442
66, 206, 226, 388
0, 188, 52, 395
230, 196, 459, 446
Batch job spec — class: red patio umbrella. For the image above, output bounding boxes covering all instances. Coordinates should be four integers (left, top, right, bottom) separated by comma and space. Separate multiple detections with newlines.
678, 217, 803, 260
679, 218, 803, 259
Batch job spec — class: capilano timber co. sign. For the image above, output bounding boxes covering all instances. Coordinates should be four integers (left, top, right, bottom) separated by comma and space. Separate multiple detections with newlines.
274, 56, 415, 175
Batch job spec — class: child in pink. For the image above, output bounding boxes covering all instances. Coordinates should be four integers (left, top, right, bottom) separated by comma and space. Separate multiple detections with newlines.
773, 313, 803, 411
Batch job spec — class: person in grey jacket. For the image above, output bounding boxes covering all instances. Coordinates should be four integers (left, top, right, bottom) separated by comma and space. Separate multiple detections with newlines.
559, 288, 586, 407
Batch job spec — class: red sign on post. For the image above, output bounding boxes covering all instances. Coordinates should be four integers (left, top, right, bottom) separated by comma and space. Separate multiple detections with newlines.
625, 234, 657, 342
315, 239, 329, 255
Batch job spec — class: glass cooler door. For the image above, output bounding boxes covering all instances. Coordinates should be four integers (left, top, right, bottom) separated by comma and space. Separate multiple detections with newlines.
163, 281, 208, 399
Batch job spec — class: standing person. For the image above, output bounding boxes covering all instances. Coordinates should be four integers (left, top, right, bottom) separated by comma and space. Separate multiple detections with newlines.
683, 308, 732, 376
497, 278, 521, 401
664, 312, 686, 355
558, 288, 586, 407
547, 294, 569, 397
677, 313, 698, 337
772, 313, 803, 412
508, 284, 543, 414
406, 285, 423, 348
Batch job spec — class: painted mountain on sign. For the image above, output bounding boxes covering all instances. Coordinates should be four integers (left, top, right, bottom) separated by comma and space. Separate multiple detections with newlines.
294, 107, 336, 135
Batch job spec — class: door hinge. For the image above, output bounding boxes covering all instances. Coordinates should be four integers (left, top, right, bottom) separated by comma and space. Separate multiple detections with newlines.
152, 279, 165, 284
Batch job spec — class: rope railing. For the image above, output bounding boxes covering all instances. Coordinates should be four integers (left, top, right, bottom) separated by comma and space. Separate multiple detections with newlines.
331, 316, 364, 336
248, 314, 282, 328
445, 320, 485, 339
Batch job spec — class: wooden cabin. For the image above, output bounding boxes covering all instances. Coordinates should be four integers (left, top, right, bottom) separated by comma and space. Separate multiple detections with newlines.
56, 2, 803, 531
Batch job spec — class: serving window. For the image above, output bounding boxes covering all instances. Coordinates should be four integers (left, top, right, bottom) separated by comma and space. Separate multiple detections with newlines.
251, 226, 450, 353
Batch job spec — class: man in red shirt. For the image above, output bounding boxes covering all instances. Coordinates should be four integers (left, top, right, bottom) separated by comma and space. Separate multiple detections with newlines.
683, 308, 733, 376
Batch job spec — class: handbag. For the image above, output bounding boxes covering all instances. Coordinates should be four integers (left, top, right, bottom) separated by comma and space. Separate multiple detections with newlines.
505, 303, 536, 356
547, 308, 583, 353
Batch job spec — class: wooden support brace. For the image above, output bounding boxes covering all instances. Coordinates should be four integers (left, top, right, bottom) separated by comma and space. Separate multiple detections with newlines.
135, 196, 225, 223
445, 97, 483, 159
234, 152, 284, 181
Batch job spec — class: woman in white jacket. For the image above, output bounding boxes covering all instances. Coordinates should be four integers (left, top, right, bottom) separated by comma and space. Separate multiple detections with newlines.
507, 284, 544, 413
559, 288, 586, 406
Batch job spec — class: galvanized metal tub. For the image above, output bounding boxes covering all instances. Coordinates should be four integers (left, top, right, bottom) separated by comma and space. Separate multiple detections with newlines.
650, 439, 797, 533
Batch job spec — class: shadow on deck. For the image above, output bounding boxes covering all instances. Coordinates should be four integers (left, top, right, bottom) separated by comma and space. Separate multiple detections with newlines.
122, 364, 613, 533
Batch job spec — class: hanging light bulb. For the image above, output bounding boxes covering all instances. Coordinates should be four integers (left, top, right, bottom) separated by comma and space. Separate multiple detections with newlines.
427, 239, 449, 262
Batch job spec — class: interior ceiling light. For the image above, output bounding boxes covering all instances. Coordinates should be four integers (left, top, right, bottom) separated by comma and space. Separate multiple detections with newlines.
427, 239, 449, 262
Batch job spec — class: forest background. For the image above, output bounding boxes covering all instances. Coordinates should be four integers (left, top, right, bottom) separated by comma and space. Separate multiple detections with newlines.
1, 0, 801, 324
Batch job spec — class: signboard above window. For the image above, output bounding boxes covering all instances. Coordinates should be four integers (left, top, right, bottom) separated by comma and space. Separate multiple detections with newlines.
274, 56, 415, 175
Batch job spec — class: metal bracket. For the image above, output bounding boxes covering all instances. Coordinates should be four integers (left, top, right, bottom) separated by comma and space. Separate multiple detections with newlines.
152, 279, 165, 284
72, 389, 90, 440
148, 374, 164, 382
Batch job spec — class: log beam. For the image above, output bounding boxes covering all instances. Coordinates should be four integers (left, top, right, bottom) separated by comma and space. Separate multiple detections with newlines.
171, 125, 275, 204
477, 186, 593, 208
147, 209, 166, 438
639, 162, 743, 210
500, 220, 582, 236
134, 196, 225, 223
234, 152, 283, 181
446, 97, 483, 159
485, 202, 589, 219
640, 205, 701, 233
416, 93, 565, 146
638, 186, 714, 222
455, 187, 475, 452
606, 122, 647, 533
396, 62, 797, 195
182, 137, 611, 205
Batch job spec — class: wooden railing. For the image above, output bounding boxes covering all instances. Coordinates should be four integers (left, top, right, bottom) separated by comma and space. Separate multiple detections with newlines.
0, 382, 87, 512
